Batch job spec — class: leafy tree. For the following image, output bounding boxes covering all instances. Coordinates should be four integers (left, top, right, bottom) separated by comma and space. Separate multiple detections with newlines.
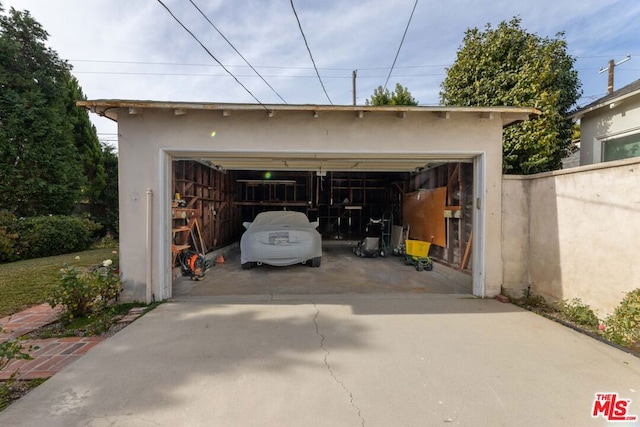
440, 17, 581, 174
94, 143, 119, 236
0, 6, 84, 215
367, 83, 418, 106
66, 76, 107, 205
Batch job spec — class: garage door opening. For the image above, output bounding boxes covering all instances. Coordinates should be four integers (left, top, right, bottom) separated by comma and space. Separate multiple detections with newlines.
170, 157, 475, 297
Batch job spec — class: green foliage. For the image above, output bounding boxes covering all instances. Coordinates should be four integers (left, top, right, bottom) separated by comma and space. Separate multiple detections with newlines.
91, 234, 119, 250
0, 247, 118, 318
366, 83, 418, 106
15, 215, 101, 260
0, 377, 45, 412
440, 17, 581, 174
0, 326, 34, 407
515, 288, 553, 312
0, 210, 18, 263
48, 259, 121, 321
603, 289, 640, 347
92, 143, 119, 237
0, 6, 118, 234
0, 328, 33, 372
0, 7, 85, 216
556, 298, 599, 329
66, 77, 107, 205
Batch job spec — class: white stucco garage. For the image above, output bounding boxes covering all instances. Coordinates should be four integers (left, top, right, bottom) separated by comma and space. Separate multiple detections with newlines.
79, 101, 537, 303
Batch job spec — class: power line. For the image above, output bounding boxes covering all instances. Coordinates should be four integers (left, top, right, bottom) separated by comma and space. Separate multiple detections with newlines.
289, 0, 332, 105
575, 53, 640, 59
155, 0, 269, 111
188, 0, 287, 103
73, 70, 447, 78
383, 0, 419, 90
69, 58, 452, 71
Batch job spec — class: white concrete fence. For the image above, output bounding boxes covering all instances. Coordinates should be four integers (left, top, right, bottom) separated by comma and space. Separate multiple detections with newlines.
502, 157, 640, 317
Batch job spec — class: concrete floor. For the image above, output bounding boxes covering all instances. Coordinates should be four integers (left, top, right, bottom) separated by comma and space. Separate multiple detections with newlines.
173, 241, 473, 298
2, 294, 639, 427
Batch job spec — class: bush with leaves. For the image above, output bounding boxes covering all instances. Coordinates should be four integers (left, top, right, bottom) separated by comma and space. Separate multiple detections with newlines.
603, 289, 640, 347
0, 210, 18, 263
556, 298, 599, 329
1, 326, 37, 411
0, 328, 32, 373
48, 259, 121, 321
16, 215, 101, 260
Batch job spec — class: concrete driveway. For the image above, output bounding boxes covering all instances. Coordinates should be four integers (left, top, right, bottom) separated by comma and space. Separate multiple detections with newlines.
1, 294, 639, 426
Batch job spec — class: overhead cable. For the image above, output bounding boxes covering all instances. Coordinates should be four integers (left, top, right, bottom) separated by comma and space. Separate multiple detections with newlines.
73, 70, 446, 78
69, 58, 452, 71
188, 0, 287, 103
289, 0, 333, 105
384, 0, 419, 89
155, 0, 269, 111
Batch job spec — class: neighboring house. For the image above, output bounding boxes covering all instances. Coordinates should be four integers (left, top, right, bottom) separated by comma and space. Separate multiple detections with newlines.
569, 79, 640, 166
561, 141, 580, 169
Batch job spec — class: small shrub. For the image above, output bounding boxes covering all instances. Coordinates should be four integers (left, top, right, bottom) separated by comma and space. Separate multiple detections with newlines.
604, 289, 640, 347
91, 234, 118, 250
0, 328, 33, 372
516, 289, 553, 312
556, 298, 599, 329
17, 215, 101, 260
0, 211, 18, 263
0, 326, 34, 408
0, 378, 45, 412
48, 259, 121, 321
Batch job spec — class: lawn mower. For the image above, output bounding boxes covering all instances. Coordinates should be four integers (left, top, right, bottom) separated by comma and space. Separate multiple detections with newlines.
353, 212, 393, 258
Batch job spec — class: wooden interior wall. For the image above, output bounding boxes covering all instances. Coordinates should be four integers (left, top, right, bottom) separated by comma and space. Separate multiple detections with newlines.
402, 187, 447, 247
170, 159, 472, 271
172, 161, 241, 252
404, 163, 473, 271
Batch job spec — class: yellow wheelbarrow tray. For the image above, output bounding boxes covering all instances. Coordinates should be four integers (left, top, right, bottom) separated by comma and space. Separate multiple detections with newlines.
404, 239, 433, 271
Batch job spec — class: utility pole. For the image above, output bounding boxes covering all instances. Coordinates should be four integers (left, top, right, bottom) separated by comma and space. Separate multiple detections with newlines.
599, 55, 631, 94
352, 70, 357, 106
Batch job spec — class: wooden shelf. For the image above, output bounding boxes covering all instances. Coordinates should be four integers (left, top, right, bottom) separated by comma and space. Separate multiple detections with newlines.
235, 201, 309, 207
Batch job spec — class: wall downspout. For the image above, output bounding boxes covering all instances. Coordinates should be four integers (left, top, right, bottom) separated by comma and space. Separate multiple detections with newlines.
146, 188, 153, 304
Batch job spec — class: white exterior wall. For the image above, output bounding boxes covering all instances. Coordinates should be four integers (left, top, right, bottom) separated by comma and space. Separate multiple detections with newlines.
115, 108, 508, 301
501, 178, 530, 290
580, 96, 640, 165
502, 158, 640, 316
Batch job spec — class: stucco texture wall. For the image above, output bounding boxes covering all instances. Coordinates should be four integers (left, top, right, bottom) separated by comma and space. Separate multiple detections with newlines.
115, 107, 507, 300
502, 158, 640, 316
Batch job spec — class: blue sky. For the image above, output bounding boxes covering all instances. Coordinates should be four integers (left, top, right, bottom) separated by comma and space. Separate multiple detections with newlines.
3, 0, 640, 142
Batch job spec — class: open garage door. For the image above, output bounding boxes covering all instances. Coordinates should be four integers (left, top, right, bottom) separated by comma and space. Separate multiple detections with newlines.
168, 152, 479, 299
79, 101, 537, 303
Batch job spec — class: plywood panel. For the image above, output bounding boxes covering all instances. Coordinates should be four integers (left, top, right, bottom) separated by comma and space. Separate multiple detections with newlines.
403, 187, 447, 247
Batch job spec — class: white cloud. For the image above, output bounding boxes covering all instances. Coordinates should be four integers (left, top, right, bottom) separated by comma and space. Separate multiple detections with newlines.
3, 0, 639, 137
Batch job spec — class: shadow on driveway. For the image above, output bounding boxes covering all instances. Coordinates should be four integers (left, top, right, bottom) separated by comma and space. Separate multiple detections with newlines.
1, 294, 639, 426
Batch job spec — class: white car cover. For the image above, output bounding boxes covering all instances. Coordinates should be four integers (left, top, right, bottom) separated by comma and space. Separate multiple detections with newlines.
240, 211, 322, 266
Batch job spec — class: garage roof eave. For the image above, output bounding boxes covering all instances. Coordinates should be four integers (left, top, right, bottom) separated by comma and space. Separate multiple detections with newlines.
76, 100, 539, 127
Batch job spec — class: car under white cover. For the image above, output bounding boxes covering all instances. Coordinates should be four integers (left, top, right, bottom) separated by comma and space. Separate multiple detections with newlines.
240, 211, 322, 269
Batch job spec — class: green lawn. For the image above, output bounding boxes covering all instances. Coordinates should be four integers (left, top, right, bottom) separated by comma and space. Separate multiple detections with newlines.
0, 248, 118, 318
